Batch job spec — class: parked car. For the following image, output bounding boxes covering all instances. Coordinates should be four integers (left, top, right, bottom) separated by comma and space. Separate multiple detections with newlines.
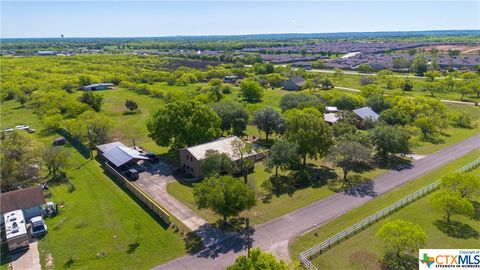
125, 169, 139, 181
29, 216, 48, 238
144, 152, 159, 163
15, 125, 29, 130
27, 128, 36, 133
4, 128, 14, 132
53, 137, 67, 145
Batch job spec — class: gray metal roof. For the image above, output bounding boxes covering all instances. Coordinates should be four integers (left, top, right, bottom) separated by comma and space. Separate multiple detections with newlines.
83, 83, 115, 88
324, 113, 340, 123
98, 142, 148, 167
352, 106, 379, 121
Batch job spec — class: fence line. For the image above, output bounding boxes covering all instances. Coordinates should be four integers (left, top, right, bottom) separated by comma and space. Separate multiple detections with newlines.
104, 162, 172, 225
300, 158, 480, 269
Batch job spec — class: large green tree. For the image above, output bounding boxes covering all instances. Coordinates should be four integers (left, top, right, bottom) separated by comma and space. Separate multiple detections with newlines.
430, 190, 474, 223
147, 100, 221, 150
66, 110, 112, 152
377, 219, 427, 261
200, 150, 236, 177
369, 124, 410, 160
227, 248, 293, 270
441, 172, 480, 199
211, 101, 249, 136
252, 108, 285, 142
78, 91, 104, 112
285, 113, 332, 166
328, 141, 372, 185
265, 141, 300, 178
240, 79, 264, 101
193, 176, 255, 222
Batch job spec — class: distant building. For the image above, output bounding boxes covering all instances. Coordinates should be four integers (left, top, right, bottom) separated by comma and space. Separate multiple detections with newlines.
283, 76, 305, 91
36, 50, 57, 56
83, 83, 115, 91
352, 106, 379, 121
0, 186, 46, 222
326, 106, 339, 112
96, 141, 148, 168
324, 113, 340, 124
179, 136, 257, 178
223, 76, 238, 83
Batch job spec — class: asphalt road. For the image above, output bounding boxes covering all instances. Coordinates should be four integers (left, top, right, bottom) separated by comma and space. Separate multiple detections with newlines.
156, 133, 480, 270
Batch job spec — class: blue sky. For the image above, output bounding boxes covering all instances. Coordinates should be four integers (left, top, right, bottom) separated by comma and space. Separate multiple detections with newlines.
1, 1, 479, 38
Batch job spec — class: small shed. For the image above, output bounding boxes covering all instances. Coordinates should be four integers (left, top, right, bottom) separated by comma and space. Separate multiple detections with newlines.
0, 186, 46, 222
324, 113, 340, 124
283, 76, 305, 91
352, 107, 379, 121
83, 83, 115, 91
223, 76, 238, 84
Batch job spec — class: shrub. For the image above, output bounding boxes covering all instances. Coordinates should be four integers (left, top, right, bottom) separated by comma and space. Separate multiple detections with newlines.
451, 113, 473, 128
359, 76, 375, 85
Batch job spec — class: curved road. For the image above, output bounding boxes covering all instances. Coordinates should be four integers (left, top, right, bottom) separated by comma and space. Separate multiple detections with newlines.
156, 133, 480, 270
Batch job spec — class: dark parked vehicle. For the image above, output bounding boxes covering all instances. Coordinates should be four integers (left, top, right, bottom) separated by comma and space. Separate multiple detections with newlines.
144, 152, 159, 163
125, 169, 139, 181
53, 137, 67, 145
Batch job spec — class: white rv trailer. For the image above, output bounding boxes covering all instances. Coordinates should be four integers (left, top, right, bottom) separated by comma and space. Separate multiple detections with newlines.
4, 210, 29, 252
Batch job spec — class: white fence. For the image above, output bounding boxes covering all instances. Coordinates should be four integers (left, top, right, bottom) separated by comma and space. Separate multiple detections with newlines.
299, 158, 480, 269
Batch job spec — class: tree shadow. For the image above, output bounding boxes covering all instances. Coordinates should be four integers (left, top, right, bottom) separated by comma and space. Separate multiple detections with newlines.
343, 175, 377, 198
473, 201, 480, 221
420, 136, 445, 145
380, 252, 417, 270
127, 242, 140, 254
376, 156, 413, 171
58, 129, 91, 159
433, 220, 479, 239
308, 165, 338, 188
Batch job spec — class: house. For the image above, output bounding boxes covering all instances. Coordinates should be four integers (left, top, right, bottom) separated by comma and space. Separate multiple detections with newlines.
0, 186, 46, 222
36, 50, 57, 56
223, 76, 238, 84
283, 76, 305, 91
179, 136, 257, 178
83, 83, 115, 91
324, 113, 340, 124
96, 141, 148, 168
352, 106, 379, 121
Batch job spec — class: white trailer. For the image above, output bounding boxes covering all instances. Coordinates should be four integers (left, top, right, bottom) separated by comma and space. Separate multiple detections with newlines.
4, 210, 29, 252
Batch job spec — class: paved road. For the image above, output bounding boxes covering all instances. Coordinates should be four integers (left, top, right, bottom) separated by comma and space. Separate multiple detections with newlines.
11, 240, 41, 270
156, 133, 480, 270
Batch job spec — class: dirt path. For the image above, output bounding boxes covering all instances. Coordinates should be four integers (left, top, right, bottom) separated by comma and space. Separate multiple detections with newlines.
11, 240, 41, 270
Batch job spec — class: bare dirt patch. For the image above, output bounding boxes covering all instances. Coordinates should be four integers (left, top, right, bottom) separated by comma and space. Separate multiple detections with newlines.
420, 44, 480, 54
349, 251, 381, 270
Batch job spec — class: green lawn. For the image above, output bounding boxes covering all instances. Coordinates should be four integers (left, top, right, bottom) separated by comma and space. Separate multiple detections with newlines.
0, 100, 186, 270
307, 191, 479, 270
289, 149, 480, 261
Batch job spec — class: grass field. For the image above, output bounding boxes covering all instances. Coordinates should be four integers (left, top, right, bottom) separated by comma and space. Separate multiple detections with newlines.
0, 100, 186, 270
289, 149, 480, 263
307, 190, 479, 269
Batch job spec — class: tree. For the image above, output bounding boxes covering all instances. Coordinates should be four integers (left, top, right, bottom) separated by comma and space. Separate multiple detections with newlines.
468, 80, 480, 98
266, 73, 285, 89
366, 95, 391, 113
66, 110, 112, 153
411, 54, 428, 76
332, 94, 365, 110
78, 75, 93, 87
193, 175, 255, 222
230, 138, 254, 184
211, 101, 249, 136
78, 91, 103, 112
240, 79, 264, 101
448, 49, 461, 58
16, 93, 27, 107
376, 219, 427, 260
319, 77, 333, 89
423, 81, 443, 97
0, 131, 42, 191
265, 141, 300, 178
252, 108, 284, 142
328, 141, 372, 185
42, 109, 64, 131
379, 109, 410, 126
207, 78, 224, 102
400, 79, 414, 93
358, 63, 373, 73
43, 146, 71, 177
200, 150, 236, 177
430, 190, 474, 223
369, 125, 410, 160
147, 100, 221, 150
454, 81, 472, 101
425, 70, 442, 82
333, 68, 344, 80
279, 92, 324, 112
441, 172, 480, 199
303, 79, 317, 92
414, 115, 438, 138
125, 99, 138, 113
285, 113, 332, 166
311, 60, 325, 69
227, 248, 293, 270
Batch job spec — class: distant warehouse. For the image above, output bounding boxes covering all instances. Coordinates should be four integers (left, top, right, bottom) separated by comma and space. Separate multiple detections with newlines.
83, 83, 115, 91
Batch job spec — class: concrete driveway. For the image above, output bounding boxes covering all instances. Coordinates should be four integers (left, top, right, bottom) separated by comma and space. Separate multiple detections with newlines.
11, 240, 41, 270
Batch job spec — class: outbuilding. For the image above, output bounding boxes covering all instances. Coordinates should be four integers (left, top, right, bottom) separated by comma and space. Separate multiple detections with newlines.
96, 141, 148, 168
283, 76, 305, 91
83, 83, 115, 91
352, 106, 379, 121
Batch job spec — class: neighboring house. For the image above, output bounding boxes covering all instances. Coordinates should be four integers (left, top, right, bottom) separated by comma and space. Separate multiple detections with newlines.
179, 136, 257, 178
0, 186, 46, 222
324, 113, 340, 124
352, 106, 379, 121
96, 141, 148, 168
83, 83, 115, 91
223, 75, 238, 83
283, 76, 305, 91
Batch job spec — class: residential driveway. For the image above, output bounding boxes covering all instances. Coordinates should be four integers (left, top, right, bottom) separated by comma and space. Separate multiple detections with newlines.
11, 240, 41, 270
155, 133, 480, 270
134, 161, 231, 247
